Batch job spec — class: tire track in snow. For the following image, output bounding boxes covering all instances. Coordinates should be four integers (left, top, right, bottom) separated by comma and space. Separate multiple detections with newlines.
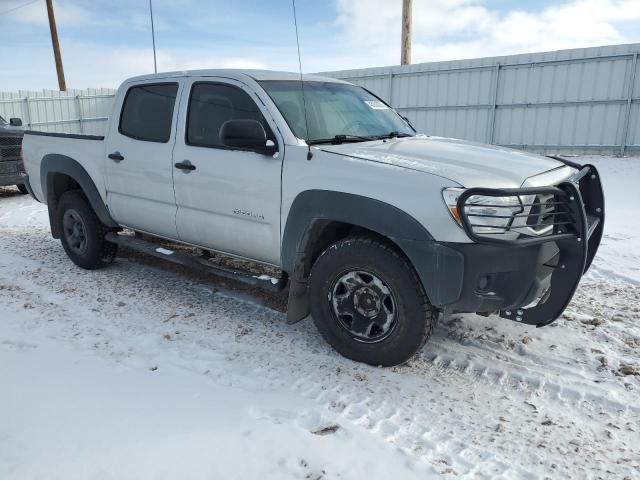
2, 227, 638, 479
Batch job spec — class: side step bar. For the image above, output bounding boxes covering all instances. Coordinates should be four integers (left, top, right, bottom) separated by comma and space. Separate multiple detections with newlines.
105, 232, 288, 292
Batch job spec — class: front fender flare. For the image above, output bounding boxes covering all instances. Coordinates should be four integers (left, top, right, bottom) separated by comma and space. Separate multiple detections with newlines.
282, 190, 464, 321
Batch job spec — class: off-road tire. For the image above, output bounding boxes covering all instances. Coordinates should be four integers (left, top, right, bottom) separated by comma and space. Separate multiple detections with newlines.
56, 190, 118, 270
309, 237, 437, 366
16, 184, 28, 194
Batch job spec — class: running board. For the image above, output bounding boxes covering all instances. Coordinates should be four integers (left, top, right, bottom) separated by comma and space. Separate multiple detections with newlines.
105, 232, 288, 291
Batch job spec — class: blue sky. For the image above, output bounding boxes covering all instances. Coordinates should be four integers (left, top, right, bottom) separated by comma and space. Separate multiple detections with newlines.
1, 0, 639, 91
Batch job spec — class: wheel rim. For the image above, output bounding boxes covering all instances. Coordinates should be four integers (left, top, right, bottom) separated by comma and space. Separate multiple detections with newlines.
62, 209, 88, 255
330, 270, 398, 343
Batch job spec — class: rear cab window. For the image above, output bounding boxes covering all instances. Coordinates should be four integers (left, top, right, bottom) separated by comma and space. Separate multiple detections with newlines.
119, 83, 179, 142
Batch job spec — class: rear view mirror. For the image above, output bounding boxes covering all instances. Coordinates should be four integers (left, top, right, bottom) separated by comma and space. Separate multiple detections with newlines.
9, 118, 22, 127
220, 119, 277, 156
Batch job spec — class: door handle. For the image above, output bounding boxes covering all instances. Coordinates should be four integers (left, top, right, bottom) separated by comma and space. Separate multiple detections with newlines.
174, 161, 196, 171
108, 152, 124, 162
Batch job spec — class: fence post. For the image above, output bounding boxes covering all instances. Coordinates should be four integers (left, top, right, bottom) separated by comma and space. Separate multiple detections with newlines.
387, 72, 394, 105
620, 52, 638, 157
488, 63, 501, 144
22, 97, 32, 128
76, 95, 84, 134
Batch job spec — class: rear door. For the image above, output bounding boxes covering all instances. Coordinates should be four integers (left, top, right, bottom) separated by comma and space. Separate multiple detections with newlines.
104, 81, 182, 238
172, 77, 284, 265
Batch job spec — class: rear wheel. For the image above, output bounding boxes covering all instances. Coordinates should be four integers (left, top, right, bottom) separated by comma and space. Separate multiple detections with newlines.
309, 237, 437, 366
56, 190, 117, 269
16, 184, 28, 195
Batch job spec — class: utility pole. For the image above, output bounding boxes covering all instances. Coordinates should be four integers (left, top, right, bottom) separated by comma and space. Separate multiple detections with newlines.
46, 0, 67, 91
401, 0, 412, 65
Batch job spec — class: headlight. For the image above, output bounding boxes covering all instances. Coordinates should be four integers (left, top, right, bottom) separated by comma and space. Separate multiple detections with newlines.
442, 188, 464, 225
442, 188, 535, 236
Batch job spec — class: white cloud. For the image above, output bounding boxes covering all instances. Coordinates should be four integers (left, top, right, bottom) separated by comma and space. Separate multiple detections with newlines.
334, 0, 640, 66
2, 0, 640, 90
0, 40, 273, 91
8, 0, 91, 26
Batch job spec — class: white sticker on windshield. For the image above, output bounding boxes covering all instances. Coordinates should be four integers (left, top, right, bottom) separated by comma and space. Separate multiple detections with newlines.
364, 100, 389, 110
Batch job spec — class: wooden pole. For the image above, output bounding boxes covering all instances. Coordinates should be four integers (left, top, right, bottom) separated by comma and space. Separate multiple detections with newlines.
401, 0, 412, 65
46, 0, 67, 91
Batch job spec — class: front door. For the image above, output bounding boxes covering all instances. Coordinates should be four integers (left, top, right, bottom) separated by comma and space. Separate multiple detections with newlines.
172, 78, 283, 265
104, 81, 182, 238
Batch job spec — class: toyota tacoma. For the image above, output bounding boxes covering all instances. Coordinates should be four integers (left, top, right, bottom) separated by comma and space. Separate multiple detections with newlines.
21, 70, 604, 366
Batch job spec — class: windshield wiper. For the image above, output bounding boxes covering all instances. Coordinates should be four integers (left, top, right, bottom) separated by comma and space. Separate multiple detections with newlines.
307, 134, 376, 145
374, 131, 413, 140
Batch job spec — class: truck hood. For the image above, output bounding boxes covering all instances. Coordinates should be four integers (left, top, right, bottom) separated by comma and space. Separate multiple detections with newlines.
319, 135, 565, 188
0, 125, 25, 136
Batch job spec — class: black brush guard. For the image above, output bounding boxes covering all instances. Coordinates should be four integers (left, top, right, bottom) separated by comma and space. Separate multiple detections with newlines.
456, 164, 604, 327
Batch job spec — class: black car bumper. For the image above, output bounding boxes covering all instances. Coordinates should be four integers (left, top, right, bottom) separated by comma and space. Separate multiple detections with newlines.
410, 164, 604, 328
442, 240, 560, 316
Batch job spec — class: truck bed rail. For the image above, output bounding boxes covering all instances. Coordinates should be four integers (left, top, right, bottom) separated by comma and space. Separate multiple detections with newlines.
24, 130, 104, 141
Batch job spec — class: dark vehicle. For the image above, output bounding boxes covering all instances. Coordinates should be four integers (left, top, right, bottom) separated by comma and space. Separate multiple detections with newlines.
0, 115, 27, 194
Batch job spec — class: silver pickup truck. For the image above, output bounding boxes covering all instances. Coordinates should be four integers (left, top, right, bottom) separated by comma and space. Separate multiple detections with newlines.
22, 70, 605, 366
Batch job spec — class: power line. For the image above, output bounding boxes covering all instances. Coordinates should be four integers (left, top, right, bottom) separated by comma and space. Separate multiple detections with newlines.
0, 0, 40, 17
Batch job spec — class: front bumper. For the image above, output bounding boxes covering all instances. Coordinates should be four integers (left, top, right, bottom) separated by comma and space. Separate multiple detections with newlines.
422, 164, 604, 327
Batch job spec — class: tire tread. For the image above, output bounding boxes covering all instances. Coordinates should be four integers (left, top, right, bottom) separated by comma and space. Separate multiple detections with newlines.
309, 236, 438, 365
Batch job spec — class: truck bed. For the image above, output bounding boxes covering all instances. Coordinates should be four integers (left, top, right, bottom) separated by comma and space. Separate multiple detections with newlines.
22, 130, 106, 204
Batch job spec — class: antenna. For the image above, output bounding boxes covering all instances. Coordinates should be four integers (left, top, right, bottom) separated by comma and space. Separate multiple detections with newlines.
292, 0, 313, 160
149, 0, 158, 73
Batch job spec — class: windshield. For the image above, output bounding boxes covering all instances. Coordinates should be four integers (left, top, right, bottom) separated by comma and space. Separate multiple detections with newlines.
0, 116, 6, 125
259, 80, 414, 143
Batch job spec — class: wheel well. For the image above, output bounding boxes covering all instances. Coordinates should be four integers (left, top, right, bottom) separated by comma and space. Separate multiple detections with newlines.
301, 220, 407, 278
47, 173, 81, 238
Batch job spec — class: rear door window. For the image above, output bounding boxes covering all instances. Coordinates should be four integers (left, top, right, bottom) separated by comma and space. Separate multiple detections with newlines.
119, 83, 178, 143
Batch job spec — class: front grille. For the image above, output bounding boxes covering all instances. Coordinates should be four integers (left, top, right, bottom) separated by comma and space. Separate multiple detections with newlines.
526, 193, 565, 235
0, 135, 23, 163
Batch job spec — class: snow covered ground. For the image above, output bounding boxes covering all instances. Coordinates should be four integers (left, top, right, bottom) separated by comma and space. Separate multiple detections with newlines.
1, 156, 639, 479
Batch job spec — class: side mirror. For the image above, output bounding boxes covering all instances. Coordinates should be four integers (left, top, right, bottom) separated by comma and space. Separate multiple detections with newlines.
9, 118, 22, 127
220, 119, 278, 156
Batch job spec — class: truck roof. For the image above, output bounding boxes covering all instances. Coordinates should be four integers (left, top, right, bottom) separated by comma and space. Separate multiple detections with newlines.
124, 69, 348, 85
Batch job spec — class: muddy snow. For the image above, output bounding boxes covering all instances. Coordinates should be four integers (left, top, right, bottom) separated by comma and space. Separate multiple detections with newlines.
1, 156, 639, 479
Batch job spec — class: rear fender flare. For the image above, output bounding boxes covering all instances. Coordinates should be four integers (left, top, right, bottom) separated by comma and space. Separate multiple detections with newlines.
40, 154, 117, 237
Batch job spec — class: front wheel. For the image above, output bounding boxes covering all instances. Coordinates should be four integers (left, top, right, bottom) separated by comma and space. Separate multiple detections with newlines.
308, 237, 437, 366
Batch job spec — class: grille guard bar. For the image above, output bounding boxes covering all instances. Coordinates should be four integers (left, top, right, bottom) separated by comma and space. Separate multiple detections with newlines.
456, 164, 605, 327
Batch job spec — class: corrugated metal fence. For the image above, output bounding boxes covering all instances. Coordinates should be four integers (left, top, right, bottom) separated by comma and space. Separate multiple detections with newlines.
0, 88, 115, 136
1, 43, 639, 155
323, 43, 640, 156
